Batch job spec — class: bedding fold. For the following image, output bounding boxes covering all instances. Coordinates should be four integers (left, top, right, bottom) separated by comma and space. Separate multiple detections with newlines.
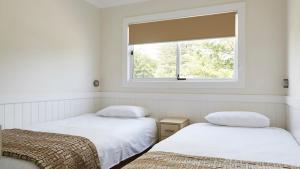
124, 151, 299, 169
2, 129, 100, 169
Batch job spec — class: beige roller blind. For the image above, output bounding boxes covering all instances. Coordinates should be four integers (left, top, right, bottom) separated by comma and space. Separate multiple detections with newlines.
129, 12, 236, 45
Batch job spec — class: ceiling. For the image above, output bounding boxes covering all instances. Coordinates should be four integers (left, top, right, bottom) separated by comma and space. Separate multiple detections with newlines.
85, 0, 151, 8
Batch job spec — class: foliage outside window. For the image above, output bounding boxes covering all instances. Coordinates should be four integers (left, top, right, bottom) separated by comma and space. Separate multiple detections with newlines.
132, 37, 235, 80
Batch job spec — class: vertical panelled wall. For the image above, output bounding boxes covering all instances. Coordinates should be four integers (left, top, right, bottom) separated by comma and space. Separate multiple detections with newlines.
0, 93, 287, 129
287, 103, 300, 143
0, 98, 96, 129
94, 93, 287, 129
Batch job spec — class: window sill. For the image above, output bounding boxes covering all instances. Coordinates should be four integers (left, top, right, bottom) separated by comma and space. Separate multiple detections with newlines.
122, 79, 245, 89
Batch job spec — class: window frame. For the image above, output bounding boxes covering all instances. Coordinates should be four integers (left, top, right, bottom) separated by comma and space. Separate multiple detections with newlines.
122, 2, 245, 88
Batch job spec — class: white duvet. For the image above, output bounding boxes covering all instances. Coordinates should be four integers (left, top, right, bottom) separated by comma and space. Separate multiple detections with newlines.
0, 113, 157, 169
151, 123, 300, 166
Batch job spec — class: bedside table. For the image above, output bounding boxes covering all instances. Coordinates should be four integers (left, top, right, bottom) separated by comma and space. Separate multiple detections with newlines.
159, 117, 189, 141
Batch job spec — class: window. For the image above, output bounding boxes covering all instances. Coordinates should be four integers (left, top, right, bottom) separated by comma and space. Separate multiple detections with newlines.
132, 37, 235, 80
123, 3, 245, 88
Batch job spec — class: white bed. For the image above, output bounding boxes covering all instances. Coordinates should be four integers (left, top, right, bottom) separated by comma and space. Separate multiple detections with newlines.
151, 123, 300, 166
0, 113, 157, 169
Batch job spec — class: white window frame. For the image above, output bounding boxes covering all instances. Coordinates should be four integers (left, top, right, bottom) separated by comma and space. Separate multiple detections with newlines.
122, 2, 245, 88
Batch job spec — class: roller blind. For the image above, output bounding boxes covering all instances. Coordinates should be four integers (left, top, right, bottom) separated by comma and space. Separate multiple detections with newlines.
129, 12, 236, 45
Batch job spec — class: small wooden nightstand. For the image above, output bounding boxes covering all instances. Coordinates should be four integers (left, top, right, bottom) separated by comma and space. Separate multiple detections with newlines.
159, 117, 189, 141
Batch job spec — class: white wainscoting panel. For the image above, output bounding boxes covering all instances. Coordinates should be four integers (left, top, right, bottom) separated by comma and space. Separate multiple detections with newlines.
287, 97, 300, 144
0, 96, 97, 129
95, 92, 287, 128
0, 92, 287, 130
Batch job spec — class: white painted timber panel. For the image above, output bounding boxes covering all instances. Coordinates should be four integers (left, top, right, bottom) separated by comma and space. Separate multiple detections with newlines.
0, 92, 287, 130
0, 105, 4, 128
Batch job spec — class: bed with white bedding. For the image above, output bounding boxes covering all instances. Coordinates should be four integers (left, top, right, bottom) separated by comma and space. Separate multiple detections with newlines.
0, 113, 157, 169
125, 123, 300, 168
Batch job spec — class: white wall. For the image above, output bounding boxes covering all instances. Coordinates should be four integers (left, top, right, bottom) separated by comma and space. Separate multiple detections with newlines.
100, 0, 287, 95
96, 0, 288, 129
0, 0, 101, 96
287, 0, 300, 143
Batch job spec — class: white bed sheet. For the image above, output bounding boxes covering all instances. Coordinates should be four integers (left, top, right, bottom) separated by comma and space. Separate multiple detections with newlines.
151, 123, 300, 166
0, 113, 157, 169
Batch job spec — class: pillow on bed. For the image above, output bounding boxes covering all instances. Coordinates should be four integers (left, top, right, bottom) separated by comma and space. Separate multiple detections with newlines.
205, 111, 270, 128
96, 105, 149, 118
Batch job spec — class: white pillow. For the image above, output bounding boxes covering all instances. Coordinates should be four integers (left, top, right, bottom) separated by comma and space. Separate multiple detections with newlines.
205, 111, 270, 128
96, 105, 149, 118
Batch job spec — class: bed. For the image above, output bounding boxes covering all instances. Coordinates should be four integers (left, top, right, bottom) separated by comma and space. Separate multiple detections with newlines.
124, 123, 300, 168
0, 113, 157, 169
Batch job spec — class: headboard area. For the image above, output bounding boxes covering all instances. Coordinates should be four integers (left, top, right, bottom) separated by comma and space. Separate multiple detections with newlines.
287, 97, 300, 145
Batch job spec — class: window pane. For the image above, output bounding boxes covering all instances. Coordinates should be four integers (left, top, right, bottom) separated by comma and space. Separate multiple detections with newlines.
133, 42, 177, 79
180, 37, 235, 79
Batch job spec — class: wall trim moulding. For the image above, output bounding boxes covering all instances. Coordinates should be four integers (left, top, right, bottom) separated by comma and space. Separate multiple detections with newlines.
0, 92, 287, 105
84, 0, 150, 8
286, 96, 300, 110
95, 92, 286, 104
0, 92, 99, 105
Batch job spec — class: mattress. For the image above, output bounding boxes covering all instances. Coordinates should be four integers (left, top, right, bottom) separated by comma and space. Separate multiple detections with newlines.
151, 123, 300, 166
0, 113, 157, 169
